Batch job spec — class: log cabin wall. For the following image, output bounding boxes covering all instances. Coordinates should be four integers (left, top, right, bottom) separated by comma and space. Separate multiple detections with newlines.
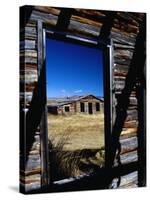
20, 5, 146, 193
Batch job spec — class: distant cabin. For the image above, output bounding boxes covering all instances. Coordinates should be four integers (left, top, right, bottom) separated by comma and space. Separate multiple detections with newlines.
47, 95, 104, 115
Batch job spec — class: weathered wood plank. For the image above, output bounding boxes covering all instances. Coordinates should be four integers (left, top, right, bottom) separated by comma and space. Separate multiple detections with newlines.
20, 50, 37, 58
20, 75, 38, 84
113, 41, 135, 49
20, 92, 32, 102
114, 57, 131, 65
123, 120, 138, 128
113, 18, 138, 35
20, 40, 36, 50
20, 56, 37, 64
111, 31, 136, 46
30, 10, 58, 26
71, 15, 102, 28
26, 155, 41, 171
68, 19, 101, 37
117, 12, 139, 26
120, 129, 137, 140
114, 151, 138, 166
21, 182, 41, 192
114, 49, 133, 60
34, 6, 61, 15
120, 136, 138, 154
21, 167, 41, 176
111, 171, 138, 188
20, 174, 41, 184
20, 64, 37, 70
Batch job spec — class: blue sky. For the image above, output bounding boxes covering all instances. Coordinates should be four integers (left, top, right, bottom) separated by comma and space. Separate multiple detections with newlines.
46, 38, 104, 98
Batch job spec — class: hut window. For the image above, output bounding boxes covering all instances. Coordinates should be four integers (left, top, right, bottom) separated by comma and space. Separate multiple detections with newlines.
80, 102, 85, 112
64, 106, 70, 112
96, 103, 100, 111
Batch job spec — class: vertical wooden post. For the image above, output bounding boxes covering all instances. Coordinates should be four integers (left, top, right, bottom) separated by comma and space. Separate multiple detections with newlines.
98, 12, 116, 170
37, 20, 50, 188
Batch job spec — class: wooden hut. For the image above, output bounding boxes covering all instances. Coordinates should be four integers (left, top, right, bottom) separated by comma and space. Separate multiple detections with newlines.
20, 5, 146, 193
47, 95, 104, 115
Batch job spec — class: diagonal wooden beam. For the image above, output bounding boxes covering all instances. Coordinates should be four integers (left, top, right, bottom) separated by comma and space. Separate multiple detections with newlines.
108, 15, 146, 171
98, 11, 116, 42
55, 8, 73, 32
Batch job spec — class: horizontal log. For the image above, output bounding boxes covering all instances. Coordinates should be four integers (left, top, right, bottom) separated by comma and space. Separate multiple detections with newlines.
24, 26, 37, 34
120, 136, 138, 154
126, 110, 138, 122
71, 15, 102, 28
20, 92, 32, 102
20, 182, 41, 192
123, 120, 138, 128
28, 150, 40, 156
20, 56, 37, 64
74, 9, 106, 18
113, 63, 129, 76
120, 131, 137, 140
111, 171, 138, 188
68, 19, 101, 37
20, 83, 36, 93
34, 6, 61, 15
20, 174, 41, 184
113, 41, 135, 49
121, 127, 137, 135
113, 18, 138, 35
21, 167, 41, 176
20, 50, 37, 58
30, 10, 58, 26
114, 57, 131, 65
26, 155, 41, 171
20, 40, 36, 50
114, 49, 133, 60
114, 79, 125, 91
117, 12, 139, 26
20, 75, 38, 84
20, 69, 37, 76
128, 13, 145, 23
20, 64, 37, 70
119, 171, 138, 188
111, 31, 136, 46
114, 150, 138, 167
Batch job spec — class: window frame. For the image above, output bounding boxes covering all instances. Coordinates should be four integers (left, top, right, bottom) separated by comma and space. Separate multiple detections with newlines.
41, 25, 113, 187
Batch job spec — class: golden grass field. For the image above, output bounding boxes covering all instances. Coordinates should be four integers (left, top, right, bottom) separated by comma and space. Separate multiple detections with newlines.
47, 113, 105, 179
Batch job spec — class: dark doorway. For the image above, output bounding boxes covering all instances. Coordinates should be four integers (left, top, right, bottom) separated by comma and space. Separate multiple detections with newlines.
80, 102, 85, 112
88, 103, 93, 114
96, 102, 100, 111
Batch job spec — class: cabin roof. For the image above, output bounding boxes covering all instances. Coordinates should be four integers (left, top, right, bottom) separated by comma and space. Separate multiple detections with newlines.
47, 94, 104, 107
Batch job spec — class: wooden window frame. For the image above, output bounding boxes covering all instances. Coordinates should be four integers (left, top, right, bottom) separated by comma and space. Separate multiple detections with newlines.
39, 21, 114, 189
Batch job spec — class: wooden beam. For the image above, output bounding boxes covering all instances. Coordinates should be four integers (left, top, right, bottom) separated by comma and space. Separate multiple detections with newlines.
108, 16, 146, 172
55, 8, 73, 32
37, 20, 50, 187
98, 12, 116, 42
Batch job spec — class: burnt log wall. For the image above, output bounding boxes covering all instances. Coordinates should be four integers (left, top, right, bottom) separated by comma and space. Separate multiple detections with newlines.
20, 5, 146, 192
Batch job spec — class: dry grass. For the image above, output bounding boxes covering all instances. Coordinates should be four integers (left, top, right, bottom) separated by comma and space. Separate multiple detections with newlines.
48, 113, 105, 180
48, 113, 104, 150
